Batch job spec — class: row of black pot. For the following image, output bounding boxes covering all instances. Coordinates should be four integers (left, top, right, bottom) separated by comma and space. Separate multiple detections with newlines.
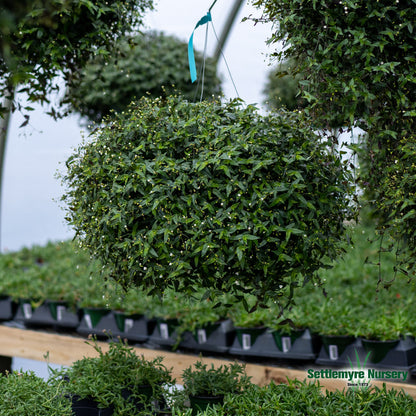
2, 296, 416, 375
70, 387, 171, 416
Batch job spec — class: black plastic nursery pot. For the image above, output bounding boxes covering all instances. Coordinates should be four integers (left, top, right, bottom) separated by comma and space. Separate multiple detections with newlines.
0, 295, 17, 321
178, 320, 235, 353
361, 338, 400, 364
77, 307, 114, 338
14, 299, 55, 328
229, 327, 321, 360
71, 395, 114, 416
47, 300, 80, 329
321, 335, 356, 360
315, 335, 359, 366
189, 395, 224, 416
112, 312, 151, 343
317, 336, 416, 371
16, 299, 35, 321
121, 384, 154, 411
148, 318, 180, 347
273, 329, 306, 353
235, 327, 267, 351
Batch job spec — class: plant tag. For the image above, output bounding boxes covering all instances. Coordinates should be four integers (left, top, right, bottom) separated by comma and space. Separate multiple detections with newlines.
124, 318, 134, 332
242, 333, 251, 350
282, 336, 292, 353
329, 344, 339, 360
160, 323, 169, 339
197, 329, 207, 344
56, 305, 65, 321
23, 303, 32, 319
84, 313, 93, 329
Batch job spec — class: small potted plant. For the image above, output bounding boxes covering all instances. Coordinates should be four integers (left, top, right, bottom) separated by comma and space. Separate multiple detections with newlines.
0, 371, 72, 415
357, 314, 402, 364
76, 278, 118, 336
108, 287, 156, 343
228, 300, 270, 351
308, 300, 358, 360
147, 290, 189, 347
269, 306, 307, 354
176, 291, 233, 352
182, 361, 252, 415
52, 338, 174, 415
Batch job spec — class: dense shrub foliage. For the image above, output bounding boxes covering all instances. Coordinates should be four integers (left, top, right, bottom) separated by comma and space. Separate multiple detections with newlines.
254, 0, 416, 277
62, 95, 355, 304
65, 31, 222, 123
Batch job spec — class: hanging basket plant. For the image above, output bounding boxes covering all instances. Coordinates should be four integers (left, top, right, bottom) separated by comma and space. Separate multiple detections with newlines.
61, 95, 355, 304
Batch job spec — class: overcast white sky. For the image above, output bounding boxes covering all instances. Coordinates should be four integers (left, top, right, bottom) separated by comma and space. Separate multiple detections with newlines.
1, 1, 277, 252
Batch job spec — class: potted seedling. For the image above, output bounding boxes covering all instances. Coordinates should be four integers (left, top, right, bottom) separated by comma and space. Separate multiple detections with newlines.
52, 339, 173, 415
0, 371, 72, 416
228, 299, 270, 351
357, 313, 402, 364
269, 304, 308, 354
182, 361, 251, 415
147, 289, 190, 347
109, 287, 155, 342
176, 291, 233, 352
309, 299, 358, 360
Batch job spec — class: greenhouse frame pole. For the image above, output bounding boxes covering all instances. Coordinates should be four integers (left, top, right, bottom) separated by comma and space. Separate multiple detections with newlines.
0, 93, 13, 252
213, 0, 245, 65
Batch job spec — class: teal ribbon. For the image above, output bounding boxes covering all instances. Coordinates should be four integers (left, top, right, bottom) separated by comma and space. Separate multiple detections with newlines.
188, 12, 212, 83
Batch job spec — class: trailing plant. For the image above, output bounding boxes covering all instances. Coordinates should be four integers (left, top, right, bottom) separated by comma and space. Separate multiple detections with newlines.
61, 94, 355, 306
182, 361, 251, 398
0, 371, 72, 416
65, 31, 222, 124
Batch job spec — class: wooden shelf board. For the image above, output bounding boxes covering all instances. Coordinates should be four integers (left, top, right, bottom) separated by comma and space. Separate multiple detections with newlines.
1, 325, 416, 398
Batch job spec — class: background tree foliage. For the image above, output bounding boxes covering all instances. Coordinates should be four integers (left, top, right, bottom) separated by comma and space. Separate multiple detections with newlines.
254, 0, 416, 276
263, 58, 305, 112
0, 0, 153, 116
65, 31, 222, 124
61, 95, 355, 306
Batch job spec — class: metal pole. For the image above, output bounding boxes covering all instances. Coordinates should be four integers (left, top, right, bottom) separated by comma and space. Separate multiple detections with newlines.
0, 91, 13, 252
213, 0, 244, 65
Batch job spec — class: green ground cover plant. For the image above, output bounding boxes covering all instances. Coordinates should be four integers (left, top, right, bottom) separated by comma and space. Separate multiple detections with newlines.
0, 222, 415, 340
0, 371, 72, 416
51, 339, 173, 415
182, 361, 251, 398
198, 380, 416, 415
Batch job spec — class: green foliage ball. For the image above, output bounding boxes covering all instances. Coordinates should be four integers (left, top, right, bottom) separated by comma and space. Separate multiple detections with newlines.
65, 31, 222, 123
62, 95, 355, 303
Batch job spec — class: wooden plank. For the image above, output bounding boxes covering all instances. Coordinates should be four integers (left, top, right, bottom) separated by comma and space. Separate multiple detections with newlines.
1, 325, 415, 398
